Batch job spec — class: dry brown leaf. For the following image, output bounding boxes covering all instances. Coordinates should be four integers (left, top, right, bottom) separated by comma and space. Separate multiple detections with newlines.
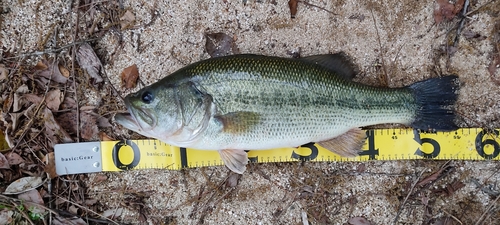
97, 115, 112, 128
53, 216, 88, 225
120, 10, 136, 29
99, 131, 113, 141
80, 105, 96, 111
15, 84, 29, 94
348, 217, 372, 225
34, 61, 48, 71
76, 43, 104, 83
69, 205, 79, 214
4, 176, 44, 195
489, 21, 500, 84
434, 0, 460, 24
18, 189, 45, 215
43, 152, 58, 179
37, 60, 68, 84
5, 152, 24, 165
93, 174, 108, 183
205, 33, 239, 58
46, 89, 62, 111
23, 94, 43, 105
84, 198, 98, 206
102, 208, 124, 219
56, 110, 78, 135
463, 30, 486, 40
489, 55, 500, 84
0, 210, 14, 225
417, 166, 450, 187
288, 0, 298, 18
0, 131, 9, 151
453, 0, 465, 15
2, 91, 13, 113
0, 64, 7, 82
58, 64, 70, 78
121, 64, 139, 89
225, 173, 242, 188
60, 97, 77, 110
80, 111, 98, 140
43, 108, 73, 144
10, 92, 27, 131
0, 153, 10, 169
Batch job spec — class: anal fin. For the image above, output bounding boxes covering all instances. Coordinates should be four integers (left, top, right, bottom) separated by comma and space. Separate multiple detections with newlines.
317, 128, 366, 157
219, 149, 248, 174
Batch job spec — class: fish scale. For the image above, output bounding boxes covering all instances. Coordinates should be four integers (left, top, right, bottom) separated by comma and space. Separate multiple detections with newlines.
169, 55, 417, 149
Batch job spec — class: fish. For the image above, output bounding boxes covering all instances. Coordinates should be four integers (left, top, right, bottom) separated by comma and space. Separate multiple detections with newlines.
114, 53, 459, 174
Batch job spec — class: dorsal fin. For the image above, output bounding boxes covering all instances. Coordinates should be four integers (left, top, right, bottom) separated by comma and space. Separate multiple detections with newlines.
301, 52, 358, 80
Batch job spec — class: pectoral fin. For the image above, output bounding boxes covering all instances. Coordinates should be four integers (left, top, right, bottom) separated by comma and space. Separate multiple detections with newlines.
215, 111, 260, 134
317, 128, 366, 157
219, 149, 248, 174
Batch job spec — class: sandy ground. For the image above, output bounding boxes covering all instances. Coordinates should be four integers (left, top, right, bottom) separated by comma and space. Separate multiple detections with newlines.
2, 0, 500, 224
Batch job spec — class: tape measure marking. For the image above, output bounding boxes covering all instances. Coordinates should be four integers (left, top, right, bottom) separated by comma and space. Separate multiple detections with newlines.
54, 128, 500, 175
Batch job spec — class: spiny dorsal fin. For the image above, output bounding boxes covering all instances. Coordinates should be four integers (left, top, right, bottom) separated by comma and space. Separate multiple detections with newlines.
317, 128, 366, 157
301, 52, 358, 81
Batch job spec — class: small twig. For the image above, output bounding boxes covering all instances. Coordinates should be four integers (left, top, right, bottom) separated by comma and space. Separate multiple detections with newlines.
3, 38, 100, 60
442, 209, 463, 225
22, 139, 43, 165
0, 194, 59, 215
465, 0, 496, 17
393, 170, 426, 224
55, 209, 119, 224
370, 9, 389, 87
72, 10, 81, 142
9, 200, 35, 225
298, 1, 338, 15
101, 68, 125, 102
56, 196, 120, 225
475, 194, 500, 225
453, 0, 470, 47
338, 171, 412, 177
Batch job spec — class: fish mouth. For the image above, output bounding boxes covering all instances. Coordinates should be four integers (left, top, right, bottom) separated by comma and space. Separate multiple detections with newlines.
115, 98, 157, 132
114, 112, 140, 131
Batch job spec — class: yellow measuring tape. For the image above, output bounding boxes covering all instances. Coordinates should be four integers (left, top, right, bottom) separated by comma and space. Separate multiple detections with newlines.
54, 128, 500, 175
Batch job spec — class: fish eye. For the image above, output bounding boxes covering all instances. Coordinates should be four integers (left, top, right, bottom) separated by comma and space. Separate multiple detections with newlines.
141, 91, 154, 104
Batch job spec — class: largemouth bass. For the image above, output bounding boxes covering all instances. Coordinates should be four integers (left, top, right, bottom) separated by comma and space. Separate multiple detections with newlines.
115, 53, 459, 174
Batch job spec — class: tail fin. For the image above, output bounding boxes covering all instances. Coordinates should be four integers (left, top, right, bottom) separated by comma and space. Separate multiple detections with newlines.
408, 75, 459, 131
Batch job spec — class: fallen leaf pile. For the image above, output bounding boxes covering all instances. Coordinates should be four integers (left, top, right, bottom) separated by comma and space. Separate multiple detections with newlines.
0, 1, 144, 224
0, 44, 116, 224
